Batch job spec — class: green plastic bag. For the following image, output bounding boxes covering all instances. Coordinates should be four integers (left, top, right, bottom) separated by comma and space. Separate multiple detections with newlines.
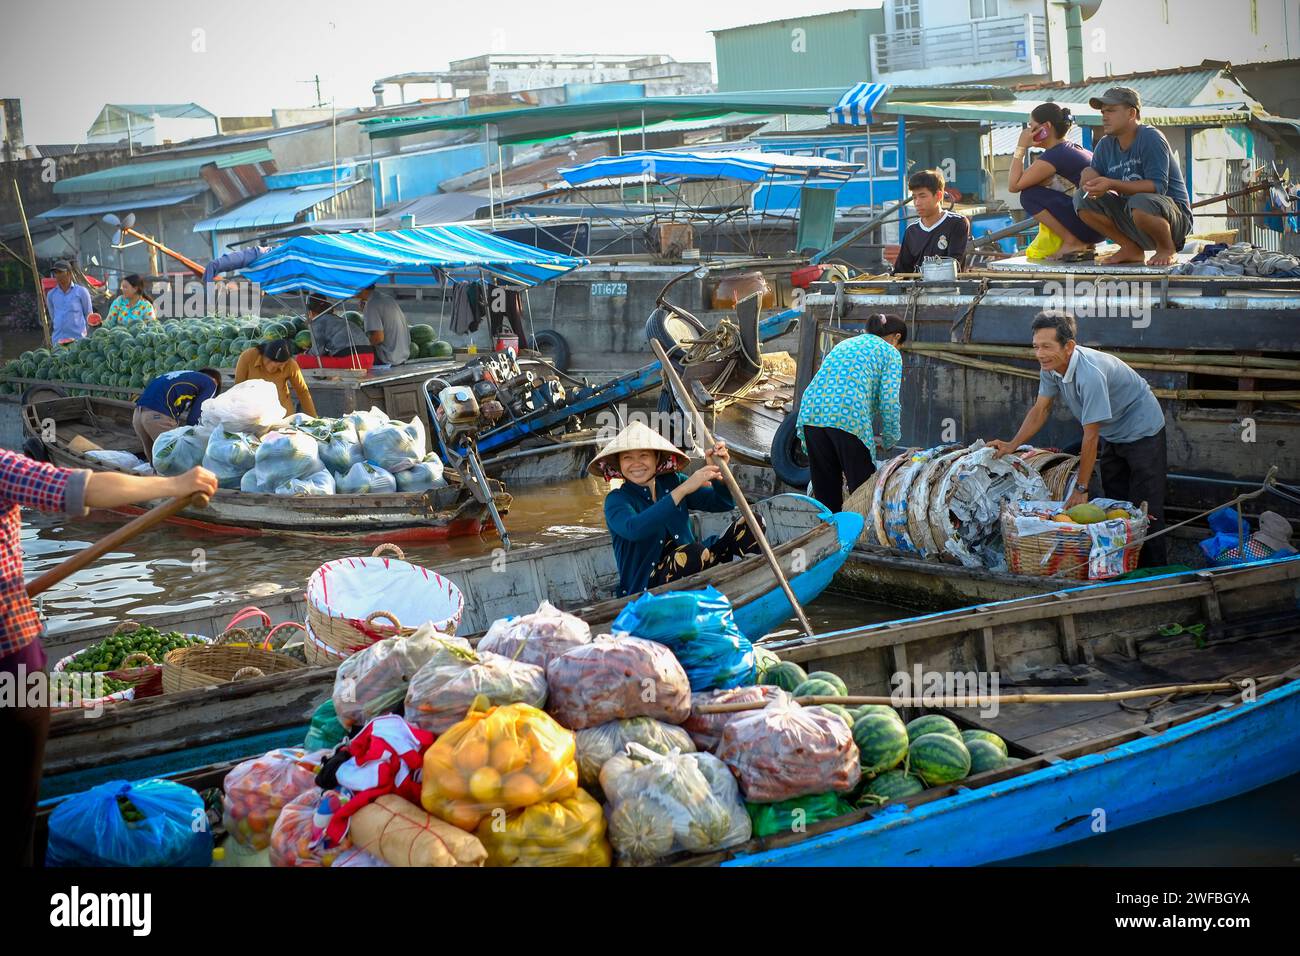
746, 792, 856, 838
303, 698, 346, 752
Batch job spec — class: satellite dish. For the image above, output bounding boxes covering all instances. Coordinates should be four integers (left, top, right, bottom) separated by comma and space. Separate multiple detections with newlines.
1080, 0, 1103, 19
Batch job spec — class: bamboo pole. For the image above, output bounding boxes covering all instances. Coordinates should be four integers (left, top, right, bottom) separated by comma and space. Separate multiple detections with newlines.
13, 179, 51, 347
692, 682, 1245, 714
650, 338, 815, 637
904, 340, 1300, 376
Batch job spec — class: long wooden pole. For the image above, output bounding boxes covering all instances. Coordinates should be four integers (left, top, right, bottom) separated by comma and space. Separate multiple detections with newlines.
121, 226, 204, 277
12, 179, 51, 347
26, 493, 209, 598
650, 338, 815, 637
693, 681, 1245, 714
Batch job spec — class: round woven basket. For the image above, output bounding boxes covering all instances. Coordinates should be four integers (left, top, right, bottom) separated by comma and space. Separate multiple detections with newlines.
1001, 505, 1148, 579
906, 446, 970, 558
868, 450, 918, 547
161, 643, 304, 694
1041, 458, 1082, 500
927, 447, 1048, 567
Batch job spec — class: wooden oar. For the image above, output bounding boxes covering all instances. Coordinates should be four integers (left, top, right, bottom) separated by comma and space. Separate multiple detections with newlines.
693, 681, 1248, 714
650, 338, 815, 637
25, 494, 210, 598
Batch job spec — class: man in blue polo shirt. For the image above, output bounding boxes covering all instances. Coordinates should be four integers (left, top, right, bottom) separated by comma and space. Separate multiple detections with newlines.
46, 260, 92, 343
133, 368, 223, 462
989, 310, 1168, 566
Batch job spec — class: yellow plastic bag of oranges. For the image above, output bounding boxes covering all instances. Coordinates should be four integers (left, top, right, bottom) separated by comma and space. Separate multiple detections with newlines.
475, 789, 611, 867
421, 701, 578, 832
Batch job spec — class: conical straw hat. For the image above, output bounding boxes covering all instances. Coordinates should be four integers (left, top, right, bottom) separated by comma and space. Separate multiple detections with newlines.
588, 420, 689, 479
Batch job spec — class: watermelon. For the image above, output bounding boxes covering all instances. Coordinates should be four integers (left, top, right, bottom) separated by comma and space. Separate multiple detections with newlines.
852, 713, 909, 775
817, 704, 854, 728
966, 739, 1009, 775
761, 661, 807, 693
805, 671, 848, 696
905, 714, 961, 743
430, 340, 454, 359
753, 647, 781, 684
909, 733, 970, 786
853, 704, 904, 725
961, 729, 1008, 757
409, 324, 436, 346
857, 769, 925, 806
793, 678, 841, 699
343, 310, 364, 328
293, 330, 314, 353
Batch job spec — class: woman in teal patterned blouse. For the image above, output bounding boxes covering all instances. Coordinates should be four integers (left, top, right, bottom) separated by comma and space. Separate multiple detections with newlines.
104, 274, 157, 326
795, 313, 906, 511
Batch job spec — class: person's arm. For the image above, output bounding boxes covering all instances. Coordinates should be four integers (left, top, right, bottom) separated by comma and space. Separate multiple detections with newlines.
234, 348, 254, 384
78, 286, 92, 319
288, 362, 317, 417
364, 303, 385, 346
0, 449, 90, 515
1009, 157, 1059, 193
1068, 422, 1103, 507
893, 227, 916, 275
368, 329, 385, 346
1108, 178, 1156, 196
989, 394, 1056, 457
876, 346, 903, 452
949, 215, 970, 266
604, 489, 680, 542
84, 466, 218, 509
142, 301, 157, 322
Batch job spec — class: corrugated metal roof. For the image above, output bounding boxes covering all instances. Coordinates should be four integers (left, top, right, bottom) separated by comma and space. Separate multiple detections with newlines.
53, 148, 276, 195
1012, 69, 1221, 109
880, 99, 1252, 128
33, 185, 207, 220
192, 182, 357, 232
104, 103, 216, 119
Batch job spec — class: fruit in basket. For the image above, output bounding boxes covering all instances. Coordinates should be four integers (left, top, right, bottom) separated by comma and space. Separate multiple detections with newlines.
905, 714, 960, 742
1105, 508, 1130, 520
1051, 513, 1076, 523
62, 627, 203, 673
1065, 503, 1107, 524
909, 733, 971, 786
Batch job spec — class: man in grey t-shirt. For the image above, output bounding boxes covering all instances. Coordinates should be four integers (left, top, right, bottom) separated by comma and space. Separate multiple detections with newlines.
358, 286, 411, 366
990, 310, 1168, 566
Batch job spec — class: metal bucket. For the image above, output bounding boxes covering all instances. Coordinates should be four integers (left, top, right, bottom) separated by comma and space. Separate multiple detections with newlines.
920, 256, 959, 285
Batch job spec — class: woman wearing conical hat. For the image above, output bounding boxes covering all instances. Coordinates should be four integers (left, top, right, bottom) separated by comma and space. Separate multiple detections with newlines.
590, 421, 763, 598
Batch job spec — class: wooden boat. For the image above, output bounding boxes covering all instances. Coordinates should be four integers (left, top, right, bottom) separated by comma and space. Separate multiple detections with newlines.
23, 394, 511, 542
37, 493, 862, 795
33, 553, 1300, 866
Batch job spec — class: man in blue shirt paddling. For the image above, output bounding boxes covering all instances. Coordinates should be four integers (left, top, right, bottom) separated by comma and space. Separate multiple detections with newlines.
46, 260, 93, 344
989, 310, 1168, 566
1074, 87, 1193, 267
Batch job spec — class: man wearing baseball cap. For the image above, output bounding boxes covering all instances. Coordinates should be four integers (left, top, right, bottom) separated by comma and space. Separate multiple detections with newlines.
1075, 87, 1193, 267
46, 260, 92, 344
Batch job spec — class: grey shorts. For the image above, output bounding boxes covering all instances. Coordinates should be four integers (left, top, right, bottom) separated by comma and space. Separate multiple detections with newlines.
1074, 190, 1192, 250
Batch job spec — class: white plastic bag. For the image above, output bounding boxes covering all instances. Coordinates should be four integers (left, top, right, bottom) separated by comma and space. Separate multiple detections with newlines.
152, 426, 212, 477
575, 717, 696, 788
319, 420, 363, 473
343, 406, 390, 443
274, 468, 336, 496
283, 413, 335, 442
240, 469, 265, 493
252, 429, 322, 487
477, 601, 591, 670
362, 417, 426, 471
333, 628, 470, 729
394, 455, 446, 492
334, 460, 397, 495
85, 449, 152, 474
199, 379, 287, 435
203, 428, 261, 489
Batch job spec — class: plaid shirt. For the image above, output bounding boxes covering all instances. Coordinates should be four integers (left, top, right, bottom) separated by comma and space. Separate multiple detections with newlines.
0, 449, 90, 656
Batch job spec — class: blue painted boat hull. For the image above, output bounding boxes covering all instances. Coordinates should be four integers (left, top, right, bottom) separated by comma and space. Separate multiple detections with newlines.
726, 678, 1300, 866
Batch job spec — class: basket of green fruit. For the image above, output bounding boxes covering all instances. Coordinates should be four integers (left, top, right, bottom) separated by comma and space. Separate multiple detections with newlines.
51, 622, 211, 707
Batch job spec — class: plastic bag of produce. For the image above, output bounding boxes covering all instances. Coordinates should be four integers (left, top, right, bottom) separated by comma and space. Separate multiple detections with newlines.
612, 586, 755, 691
273, 467, 335, 496
46, 778, 213, 867
350, 794, 486, 867
318, 420, 363, 473
222, 748, 325, 851
546, 635, 692, 731
152, 425, 212, 477
421, 702, 578, 832
334, 460, 397, 495
333, 847, 391, 867
85, 449, 153, 474
333, 630, 471, 729
199, 378, 286, 434
576, 717, 696, 788
477, 601, 591, 670
303, 698, 347, 751
717, 700, 861, 803
476, 788, 611, 867
269, 788, 349, 867
252, 429, 322, 487
203, 427, 261, 489
343, 406, 389, 442
404, 647, 548, 735
683, 685, 792, 752
393, 455, 447, 492
599, 743, 751, 864
240, 468, 265, 493
283, 413, 334, 442
747, 792, 856, 838
362, 417, 426, 470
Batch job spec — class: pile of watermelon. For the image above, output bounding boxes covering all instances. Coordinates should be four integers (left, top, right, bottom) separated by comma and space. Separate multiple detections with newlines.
0, 315, 310, 396
759, 658, 1015, 810
409, 323, 453, 360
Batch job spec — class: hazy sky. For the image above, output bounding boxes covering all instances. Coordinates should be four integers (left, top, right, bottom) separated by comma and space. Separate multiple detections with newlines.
0, 0, 876, 144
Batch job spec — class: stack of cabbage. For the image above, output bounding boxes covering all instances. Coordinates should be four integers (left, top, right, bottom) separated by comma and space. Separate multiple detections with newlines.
155, 404, 447, 497
0, 315, 309, 395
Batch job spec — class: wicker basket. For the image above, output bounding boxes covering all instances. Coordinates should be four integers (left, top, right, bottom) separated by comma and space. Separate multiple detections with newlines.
1001, 502, 1148, 579
161, 643, 305, 694
218, 608, 309, 663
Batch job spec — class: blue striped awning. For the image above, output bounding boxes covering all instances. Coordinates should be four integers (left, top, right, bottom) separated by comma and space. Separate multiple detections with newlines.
239, 225, 590, 296
558, 149, 861, 186
828, 83, 891, 127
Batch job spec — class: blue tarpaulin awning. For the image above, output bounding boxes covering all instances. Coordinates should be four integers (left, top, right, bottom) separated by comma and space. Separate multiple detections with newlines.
240, 225, 590, 296
34, 185, 206, 220
558, 149, 862, 186
828, 83, 891, 126
193, 183, 357, 232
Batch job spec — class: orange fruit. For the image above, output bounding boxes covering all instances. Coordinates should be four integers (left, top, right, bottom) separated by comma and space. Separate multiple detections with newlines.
468, 766, 503, 804
1052, 514, 1075, 523
490, 739, 526, 774
441, 800, 482, 832
454, 738, 490, 772
431, 765, 470, 800
501, 771, 543, 808
527, 748, 556, 781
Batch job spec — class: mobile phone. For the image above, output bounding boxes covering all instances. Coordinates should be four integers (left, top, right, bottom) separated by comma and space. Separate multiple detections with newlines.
1032, 124, 1050, 144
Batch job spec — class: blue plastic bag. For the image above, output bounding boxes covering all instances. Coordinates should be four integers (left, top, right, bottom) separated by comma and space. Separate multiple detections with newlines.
611, 585, 755, 691
46, 778, 213, 867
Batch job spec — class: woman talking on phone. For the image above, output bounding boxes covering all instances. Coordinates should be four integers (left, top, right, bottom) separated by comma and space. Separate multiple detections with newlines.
1007, 103, 1103, 262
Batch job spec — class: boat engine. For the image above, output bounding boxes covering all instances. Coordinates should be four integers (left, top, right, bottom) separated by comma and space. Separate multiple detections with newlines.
425, 380, 512, 549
